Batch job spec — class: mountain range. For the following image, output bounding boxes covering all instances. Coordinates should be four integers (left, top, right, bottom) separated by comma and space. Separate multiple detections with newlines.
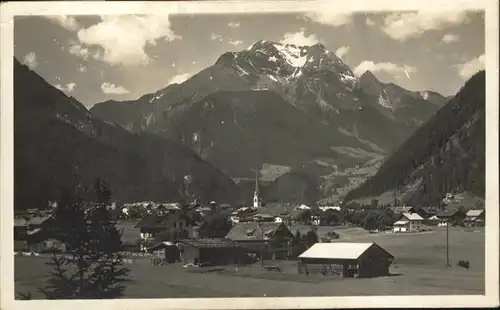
14, 59, 242, 209
90, 40, 448, 203
345, 71, 485, 206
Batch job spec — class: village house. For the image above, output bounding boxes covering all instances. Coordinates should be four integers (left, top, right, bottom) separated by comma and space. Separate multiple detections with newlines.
225, 222, 294, 260
252, 212, 276, 222
14, 211, 65, 253
230, 207, 257, 224
436, 207, 467, 227
464, 209, 485, 227
393, 212, 424, 232
298, 242, 394, 278
134, 212, 195, 251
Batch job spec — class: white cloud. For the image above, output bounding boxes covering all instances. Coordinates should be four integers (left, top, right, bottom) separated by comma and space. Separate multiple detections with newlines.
55, 82, 76, 93
43, 16, 80, 31
77, 64, 87, 73
23, 52, 38, 69
455, 54, 485, 80
441, 33, 460, 44
280, 28, 319, 46
101, 82, 130, 95
228, 22, 240, 28
381, 10, 470, 41
353, 60, 417, 77
211, 33, 223, 41
304, 11, 353, 27
229, 40, 243, 46
68, 42, 92, 60
167, 73, 193, 86
335, 46, 350, 59
366, 17, 376, 26
77, 15, 181, 66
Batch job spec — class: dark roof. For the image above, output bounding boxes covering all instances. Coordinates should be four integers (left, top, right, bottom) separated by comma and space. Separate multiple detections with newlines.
14, 217, 29, 227
178, 238, 238, 248
390, 206, 415, 214
225, 222, 288, 241
134, 212, 190, 229
418, 206, 440, 213
219, 209, 234, 217
436, 207, 463, 217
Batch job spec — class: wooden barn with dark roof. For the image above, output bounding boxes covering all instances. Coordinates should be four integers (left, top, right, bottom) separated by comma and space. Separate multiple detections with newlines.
177, 239, 249, 266
225, 222, 294, 259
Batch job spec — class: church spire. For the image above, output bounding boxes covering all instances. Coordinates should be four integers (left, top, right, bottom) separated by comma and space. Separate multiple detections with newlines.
253, 169, 261, 208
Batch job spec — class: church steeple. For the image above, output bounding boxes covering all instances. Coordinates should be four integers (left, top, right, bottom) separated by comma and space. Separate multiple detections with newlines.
253, 170, 262, 209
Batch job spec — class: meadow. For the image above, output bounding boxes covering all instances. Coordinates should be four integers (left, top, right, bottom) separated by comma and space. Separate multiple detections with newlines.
15, 227, 485, 298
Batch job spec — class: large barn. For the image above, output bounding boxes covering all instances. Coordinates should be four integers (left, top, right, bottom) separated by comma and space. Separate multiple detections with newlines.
177, 239, 247, 266
298, 242, 394, 278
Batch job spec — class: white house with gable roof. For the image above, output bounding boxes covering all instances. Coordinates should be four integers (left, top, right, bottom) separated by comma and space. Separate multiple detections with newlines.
393, 212, 424, 232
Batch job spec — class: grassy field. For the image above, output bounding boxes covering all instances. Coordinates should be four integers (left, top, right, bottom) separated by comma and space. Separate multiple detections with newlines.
15, 227, 484, 299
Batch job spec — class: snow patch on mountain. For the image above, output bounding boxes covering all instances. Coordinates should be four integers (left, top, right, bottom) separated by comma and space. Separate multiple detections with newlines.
236, 65, 250, 76
378, 90, 393, 110
290, 68, 303, 79
273, 43, 308, 68
317, 93, 335, 111
339, 72, 357, 88
267, 74, 278, 82
420, 91, 429, 100
268, 56, 277, 63
149, 92, 165, 103
144, 112, 155, 126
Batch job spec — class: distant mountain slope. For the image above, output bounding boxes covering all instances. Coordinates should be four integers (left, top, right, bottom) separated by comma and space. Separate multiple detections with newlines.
358, 70, 447, 128
149, 89, 371, 178
344, 71, 485, 205
14, 59, 240, 209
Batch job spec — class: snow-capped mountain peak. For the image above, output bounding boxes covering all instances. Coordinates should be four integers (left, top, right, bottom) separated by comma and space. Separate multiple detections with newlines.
273, 43, 309, 67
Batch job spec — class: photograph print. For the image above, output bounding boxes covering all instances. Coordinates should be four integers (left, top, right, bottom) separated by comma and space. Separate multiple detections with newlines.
1, 0, 498, 309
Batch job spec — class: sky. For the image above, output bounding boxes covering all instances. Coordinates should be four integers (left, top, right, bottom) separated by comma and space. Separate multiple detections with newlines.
14, 10, 485, 108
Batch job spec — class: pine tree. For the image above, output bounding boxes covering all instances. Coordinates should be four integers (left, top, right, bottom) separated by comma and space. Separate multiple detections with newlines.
304, 229, 318, 248
40, 178, 130, 299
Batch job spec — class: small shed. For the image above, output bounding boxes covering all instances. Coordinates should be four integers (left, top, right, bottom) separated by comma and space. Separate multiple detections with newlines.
177, 239, 245, 266
298, 242, 394, 278
147, 240, 180, 263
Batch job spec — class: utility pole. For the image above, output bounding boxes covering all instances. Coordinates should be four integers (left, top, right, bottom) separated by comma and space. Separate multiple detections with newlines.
259, 222, 265, 268
446, 220, 450, 267
74, 165, 80, 202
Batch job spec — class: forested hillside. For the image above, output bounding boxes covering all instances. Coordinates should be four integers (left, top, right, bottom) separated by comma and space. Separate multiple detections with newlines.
345, 71, 485, 206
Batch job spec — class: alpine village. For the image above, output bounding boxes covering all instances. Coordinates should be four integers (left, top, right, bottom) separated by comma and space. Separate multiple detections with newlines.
13, 36, 486, 299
